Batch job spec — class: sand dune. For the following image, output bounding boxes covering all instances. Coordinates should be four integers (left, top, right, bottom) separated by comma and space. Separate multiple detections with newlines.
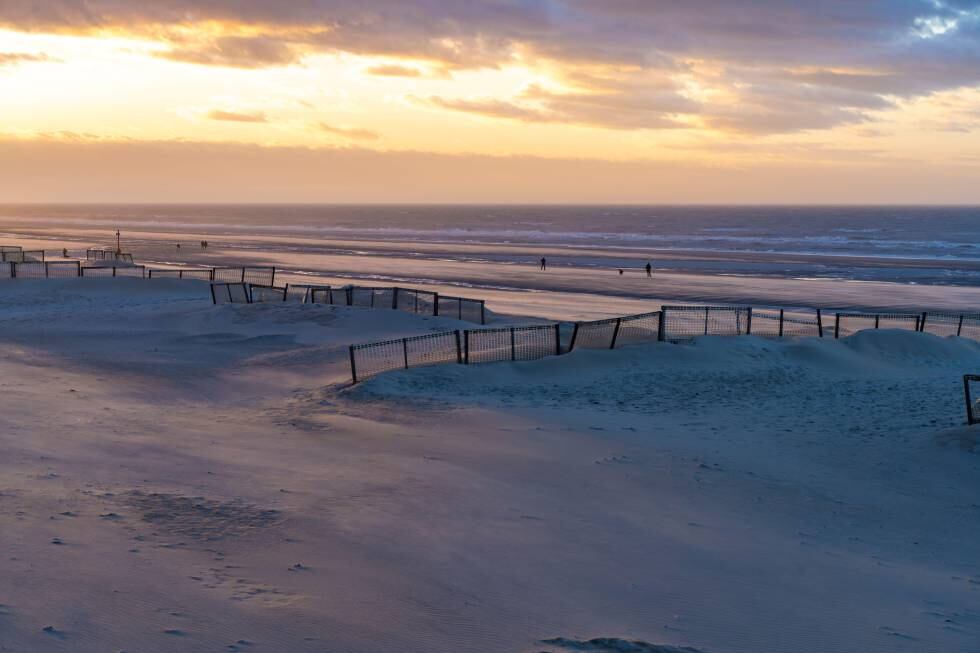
0, 279, 978, 652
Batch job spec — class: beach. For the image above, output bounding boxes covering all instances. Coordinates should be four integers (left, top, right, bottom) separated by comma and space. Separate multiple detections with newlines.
0, 274, 978, 652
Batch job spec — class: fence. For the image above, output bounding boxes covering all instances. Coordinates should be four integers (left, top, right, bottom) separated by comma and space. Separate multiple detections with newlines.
350, 324, 562, 382
310, 287, 350, 305
0, 261, 82, 279
210, 282, 251, 304
964, 375, 980, 425
747, 308, 824, 338
0, 249, 44, 263
834, 312, 921, 338
147, 268, 215, 281
283, 284, 332, 303
570, 311, 662, 350
660, 305, 752, 342
463, 324, 561, 364
249, 284, 287, 303
211, 266, 276, 286
350, 331, 463, 383
80, 265, 146, 278
86, 250, 134, 264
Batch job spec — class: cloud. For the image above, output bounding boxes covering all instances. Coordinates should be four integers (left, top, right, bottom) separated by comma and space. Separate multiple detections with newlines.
2, 136, 979, 203
365, 64, 423, 77
318, 123, 379, 140
206, 109, 268, 123
1, 1, 980, 134
0, 52, 57, 66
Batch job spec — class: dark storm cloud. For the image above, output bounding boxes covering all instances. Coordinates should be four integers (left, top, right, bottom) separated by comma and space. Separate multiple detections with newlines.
1, 1, 979, 133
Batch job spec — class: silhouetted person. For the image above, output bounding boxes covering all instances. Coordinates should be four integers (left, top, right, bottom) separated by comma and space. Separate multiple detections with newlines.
176, 243, 181, 251
540, 257, 547, 271
618, 269, 624, 275
646, 262, 652, 277
62, 248, 68, 258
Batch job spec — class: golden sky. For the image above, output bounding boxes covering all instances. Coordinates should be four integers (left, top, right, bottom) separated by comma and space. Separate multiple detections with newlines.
1, 1, 979, 202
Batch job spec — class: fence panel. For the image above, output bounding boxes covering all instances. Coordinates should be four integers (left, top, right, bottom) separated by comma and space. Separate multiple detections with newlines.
45, 262, 81, 278
283, 284, 330, 303
570, 317, 619, 350
0, 262, 11, 278
964, 375, 980, 424
210, 282, 250, 304
243, 267, 276, 286
350, 331, 461, 383
80, 266, 114, 278
616, 311, 662, 347
749, 308, 823, 338
22, 250, 44, 262
212, 268, 245, 283
0, 245, 21, 253
465, 325, 559, 364
1, 251, 25, 263
12, 262, 48, 278
437, 295, 486, 324
310, 288, 349, 305
920, 312, 980, 340
350, 286, 376, 307
249, 284, 286, 303
372, 287, 396, 309
113, 266, 146, 278
148, 269, 181, 279
835, 312, 920, 338
661, 306, 751, 341
394, 288, 438, 315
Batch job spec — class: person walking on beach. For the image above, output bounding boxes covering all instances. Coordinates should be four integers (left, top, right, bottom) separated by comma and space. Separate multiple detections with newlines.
540, 257, 547, 271
646, 262, 652, 278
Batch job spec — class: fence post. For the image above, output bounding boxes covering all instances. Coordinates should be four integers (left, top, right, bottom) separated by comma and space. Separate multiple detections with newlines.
817, 309, 823, 338
44, 262, 49, 278
480, 301, 486, 325
434, 293, 440, 316
458, 301, 462, 321
403, 339, 409, 369
349, 346, 358, 384
457, 330, 464, 364
745, 307, 753, 335
510, 327, 516, 361
270, 268, 276, 287
875, 315, 880, 329
958, 314, 964, 337
834, 313, 841, 339
704, 307, 709, 335
554, 323, 561, 356
658, 310, 666, 341
778, 309, 785, 337
964, 376, 975, 424
346, 288, 353, 306
112, 266, 117, 277
569, 323, 580, 352
610, 318, 623, 349
209, 284, 217, 304
392, 288, 400, 310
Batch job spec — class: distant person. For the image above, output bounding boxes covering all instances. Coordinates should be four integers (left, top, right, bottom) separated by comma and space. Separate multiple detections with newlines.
540, 257, 547, 271
646, 262, 652, 277
176, 243, 181, 251
62, 248, 68, 258
203, 240, 209, 250
618, 269, 623, 275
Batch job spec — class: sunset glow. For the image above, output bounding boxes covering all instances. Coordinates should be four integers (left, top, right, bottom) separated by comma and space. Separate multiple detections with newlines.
2, 2, 980, 202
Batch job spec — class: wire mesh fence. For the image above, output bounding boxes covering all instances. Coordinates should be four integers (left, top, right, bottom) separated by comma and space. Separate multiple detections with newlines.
919, 312, 980, 339
147, 268, 213, 280
394, 288, 439, 315
1, 250, 44, 263
569, 311, 662, 350
965, 375, 980, 425
661, 306, 752, 342
210, 282, 251, 304
350, 330, 462, 382
80, 265, 146, 278
437, 295, 486, 324
748, 308, 824, 338
45, 262, 82, 278
464, 325, 560, 364
309, 287, 349, 305
834, 312, 921, 338
249, 284, 287, 303
282, 284, 331, 303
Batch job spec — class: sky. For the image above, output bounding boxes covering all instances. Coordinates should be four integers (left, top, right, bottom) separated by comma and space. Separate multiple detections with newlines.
1, 1, 980, 203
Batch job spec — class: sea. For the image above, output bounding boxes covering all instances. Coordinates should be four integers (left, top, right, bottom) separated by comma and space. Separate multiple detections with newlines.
2, 204, 979, 285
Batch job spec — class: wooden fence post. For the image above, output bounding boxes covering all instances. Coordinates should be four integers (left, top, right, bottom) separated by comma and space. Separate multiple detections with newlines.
834, 313, 841, 339
658, 310, 666, 341
817, 309, 823, 338
510, 328, 516, 361
455, 330, 463, 364
554, 323, 561, 356
610, 318, 623, 349
778, 309, 785, 337
349, 346, 358, 384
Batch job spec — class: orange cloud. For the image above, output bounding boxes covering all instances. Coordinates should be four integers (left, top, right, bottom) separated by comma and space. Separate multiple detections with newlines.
318, 123, 379, 140
206, 109, 268, 123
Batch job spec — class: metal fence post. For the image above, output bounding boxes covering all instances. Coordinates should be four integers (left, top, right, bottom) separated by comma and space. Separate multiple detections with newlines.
958, 314, 964, 337
778, 309, 785, 337
610, 318, 623, 349
403, 339, 409, 369
455, 330, 463, 364
569, 323, 580, 352
554, 323, 561, 356
112, 266, 116, 277
704, 307, 709, 335
817, 309, 823, 338
510, 327, 516, 361
480, 301, 486, 325
745, 307, 753, 335
270, 268, 276, 287
392, 288, 400, 310
874, 315, 880, 329
658, 310, 666, 341
433, 293, 440, 316
919, 312, 927, 332
349, 346, 358, 384
464, 330, 470, 364
834, 313, 841, 339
